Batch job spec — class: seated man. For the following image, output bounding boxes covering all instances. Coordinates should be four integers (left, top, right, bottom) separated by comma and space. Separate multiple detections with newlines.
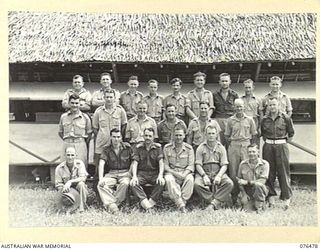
55, 147, 88, 213
130, 128, 165, 211
163, 128, 194, 213
97, 128, 133, 214
237, 144, 270, 212
194, 125, 233, 210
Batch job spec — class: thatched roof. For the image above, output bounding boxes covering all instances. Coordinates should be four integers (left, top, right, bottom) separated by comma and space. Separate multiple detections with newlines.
8, 12, 316, 63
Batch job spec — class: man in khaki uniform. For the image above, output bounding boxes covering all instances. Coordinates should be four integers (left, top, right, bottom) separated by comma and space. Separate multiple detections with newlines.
163, 129, 194, 212
58, 94, 92, 167
143, 79, 164, 123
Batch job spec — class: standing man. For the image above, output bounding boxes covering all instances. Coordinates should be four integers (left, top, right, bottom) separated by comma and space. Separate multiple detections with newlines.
225, 98, 257, 205
212, 73, 239, 146
261, 98, 294, 209
55, 147, 88, 213
143, 79, 164, 123
92, 72, 121, 110
237, 144, 270, 212
130, 128, 166, 211
163, 78, 197, 124
97, 128, 132, 213
163, 129, 194, 213
158, 104, 187, 147
187, 102, 221, 151
92, 90, 127, 174
241, 79, 261, 146
260, 76, 293, 117
62, 75, 92, 112
194, 125, 233, 210
125, 101, 158, 145
187, 72, 214, 118
58, 94, 92, 167
120, 75, 144, 120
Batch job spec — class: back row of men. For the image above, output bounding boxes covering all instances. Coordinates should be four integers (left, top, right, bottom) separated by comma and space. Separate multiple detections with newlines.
56, 72, 294, 213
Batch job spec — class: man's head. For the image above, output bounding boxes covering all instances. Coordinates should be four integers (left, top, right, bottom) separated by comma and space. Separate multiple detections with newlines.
127, 75, 139, 90
72, 75, 84, 91
247, 144, 259, 161
137, 101, 148, 117
170, 78, 182, 93
65, 147, 76, 165
219, 73, 231, 89
148, 79, 159, 95
165, 104, 176, 120
68, 94, 80, 112
199, 102, 210, 117
193, 72, 206, 89
267, 97, 279, 114
205, 125, 218, 142
269, 76, 282, 92
104, 89, 115, 107
173, 128, 185, 144
100, 72, 112, 88
110, 128, 122, 147
234, 98, 245, 115
243, 79, 255, 95
143, 127, 155, 144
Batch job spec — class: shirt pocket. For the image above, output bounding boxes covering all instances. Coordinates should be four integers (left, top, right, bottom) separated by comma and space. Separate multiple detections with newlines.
111, 114, 121, 127
62, 175, 71, 183
178, 153, 188, 167
243, 124, 251, 138
241, 169, 252, 180
275, 122, 287, 137
192, 127, 202, 142
62, 121, 72, 134
99, 118, 109, 128
74, 120, 86, 136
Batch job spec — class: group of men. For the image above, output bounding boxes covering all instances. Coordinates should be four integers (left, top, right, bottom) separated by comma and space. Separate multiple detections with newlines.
55, 71, 294, 214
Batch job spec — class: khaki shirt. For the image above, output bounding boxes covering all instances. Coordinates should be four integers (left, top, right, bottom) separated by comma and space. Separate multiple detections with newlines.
163, 93, 191, 118
125, 115, 158, 143
157, 118, 187, 145
187, 118, 221, 146
92, 105, 127, 154
241, 95, 261, 118
187, 88, 214, 117
225, 114, 257, 141
55, 159, 88, 189
62, 88, 92, 111
163, 142, 194, 172
238, 158, 269, 183
143, 94, 164, 119
58, 111, 92, 139
91, 88, 121, 108
120, 90, 144, 119
260, 91, 293, 115
195, 141, 229, 167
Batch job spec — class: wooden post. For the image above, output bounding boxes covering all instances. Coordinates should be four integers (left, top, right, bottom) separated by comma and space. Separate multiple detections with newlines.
112, 63, 119, 83
254, 63, 262, 82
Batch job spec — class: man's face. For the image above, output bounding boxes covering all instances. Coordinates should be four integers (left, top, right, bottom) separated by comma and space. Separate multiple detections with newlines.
206, 127, 217, 142
194, 76, 205, 89
65, 147, 76, 165
148, 82, 158, 94
111, 131, 122, 146
268, 99, 279, 113
171, 82, 181, 93
137, 103, 147, 116
104, 93, 115, 106
199, 103, 209, 117
174, 129, 185, 144
219, 75, 231, 89
270, 79, 282, 92
100, 75, 112, 88
143, 130, 154, 143
244, 82, 254, 95
72, 78, 84, 91
69, 98, 80, 112
166, 106, 176, 119
128, 80, 139, 90
248, 146, 259, 161
234, 101, 244, 115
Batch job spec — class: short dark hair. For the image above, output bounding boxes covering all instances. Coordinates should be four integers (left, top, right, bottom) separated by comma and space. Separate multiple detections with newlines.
69, 93, 80, 102
165, 104, 176, 110
219, 73, 230, 79
144, 127, 155, 135
170, 78, 182, 85
148, 79, 159, 85
73, 75, 83, 81
110, 128, 121, 135
199, 101, 209, 106
243, 79, 254, 85
193, 71, 206, 79
270, 76, 282, 82
247, 144, 258, 150
100, 72, 112, 79
137, 100, 148, 106
128, 75, 138, 81
103, 89, 115, 96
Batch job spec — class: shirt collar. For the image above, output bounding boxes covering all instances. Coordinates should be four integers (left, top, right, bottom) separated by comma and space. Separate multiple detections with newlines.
125, 89, 138, 96
230, 113, 249, 121
203, 140, 220, 152
134, 115, 150, 122
244, 158, 264, 168
145, 93, 160, 98
267, 91, 286, 98
242, 94, 256, 99
171, 142, 187, 151
170, 93, 183, 100
67, 110, 83, 118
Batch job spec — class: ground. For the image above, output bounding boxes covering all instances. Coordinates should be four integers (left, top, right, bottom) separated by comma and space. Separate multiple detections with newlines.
8, 183, 317, 227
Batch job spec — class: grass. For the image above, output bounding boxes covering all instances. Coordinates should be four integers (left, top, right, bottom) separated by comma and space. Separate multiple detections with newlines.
8, 183, 317, 227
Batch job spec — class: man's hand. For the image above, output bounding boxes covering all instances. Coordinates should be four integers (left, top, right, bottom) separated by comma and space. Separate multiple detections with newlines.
203, 175, 211, 186
62, 181, 72, 193
98, 179, 106, 187
287, 137, 293, 143
213, 175, 221, 185
156, 176, 165, 186
130, 176, 139, 187
237, 177, 248, 186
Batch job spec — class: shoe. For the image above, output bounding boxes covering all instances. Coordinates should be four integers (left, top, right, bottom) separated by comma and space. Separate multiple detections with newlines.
179, 206, 187, 213
149, 198, 156, 208
211, 199, 221, 210
109, 203, 119, 214
268, 196, 276, 208
283, 198, 291, 210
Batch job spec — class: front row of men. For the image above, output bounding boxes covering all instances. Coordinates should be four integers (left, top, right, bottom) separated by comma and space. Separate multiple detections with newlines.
55, 125, 270, 214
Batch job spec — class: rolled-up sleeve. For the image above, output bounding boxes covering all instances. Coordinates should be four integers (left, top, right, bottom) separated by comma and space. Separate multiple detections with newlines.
219, 146, 229, 167
195, 145, 204, 167
286, 116, 295, 138
186, 147, 195, 172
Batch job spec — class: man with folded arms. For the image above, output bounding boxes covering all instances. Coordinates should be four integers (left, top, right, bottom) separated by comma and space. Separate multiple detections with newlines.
163, 129, 194, 213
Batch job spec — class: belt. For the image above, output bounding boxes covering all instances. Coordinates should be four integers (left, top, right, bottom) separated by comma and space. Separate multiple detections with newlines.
265, 139, 286, 144
64, 138, 85, 143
